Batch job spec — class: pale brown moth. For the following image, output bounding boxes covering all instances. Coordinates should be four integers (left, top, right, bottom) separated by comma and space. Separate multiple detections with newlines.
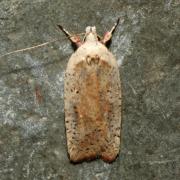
58, 19, 121, 163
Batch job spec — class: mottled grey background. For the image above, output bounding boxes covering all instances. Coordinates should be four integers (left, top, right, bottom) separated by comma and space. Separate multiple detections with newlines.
0, 0, 179, 180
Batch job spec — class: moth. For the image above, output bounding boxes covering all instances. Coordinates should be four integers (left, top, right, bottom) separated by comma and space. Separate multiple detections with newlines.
58, 19, 122, 163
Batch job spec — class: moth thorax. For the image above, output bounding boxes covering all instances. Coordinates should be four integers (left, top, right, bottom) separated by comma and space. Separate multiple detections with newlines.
85, 26, 98, 42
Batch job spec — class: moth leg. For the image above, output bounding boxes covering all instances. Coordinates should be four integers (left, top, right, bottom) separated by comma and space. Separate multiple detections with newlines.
101, 18, 120, 44
57, 25, 82, 47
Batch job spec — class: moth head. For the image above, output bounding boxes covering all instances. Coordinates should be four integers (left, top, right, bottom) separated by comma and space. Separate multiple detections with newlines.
84, 26, 98, 42
57, 18, 120, 48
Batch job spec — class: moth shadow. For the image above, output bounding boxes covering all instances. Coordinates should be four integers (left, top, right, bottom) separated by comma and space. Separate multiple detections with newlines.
106, 39, 112, 49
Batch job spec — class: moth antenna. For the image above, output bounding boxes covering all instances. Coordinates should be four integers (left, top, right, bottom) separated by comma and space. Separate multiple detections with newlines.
110, 17, 120, 34
101, 18, 120, 44
0, 38, 59, 59
57, 25, 85, 37
57, 25, 72, 38
97, 34, 103, 40
57, 25, 83, 47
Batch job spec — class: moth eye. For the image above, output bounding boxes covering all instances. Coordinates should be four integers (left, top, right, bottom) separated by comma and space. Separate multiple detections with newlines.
91, 26, 96, 33
85, 26, 91, 33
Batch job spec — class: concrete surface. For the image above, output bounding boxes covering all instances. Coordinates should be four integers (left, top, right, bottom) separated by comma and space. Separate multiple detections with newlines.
0, 0, 179, 179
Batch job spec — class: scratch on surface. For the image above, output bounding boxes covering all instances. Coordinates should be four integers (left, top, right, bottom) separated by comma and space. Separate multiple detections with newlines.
26, 149, 35, 178
164, 0, 173, 10
154, 98, 170, 120
165, 147, 180, 154
127, 82, 137, 95
117, 55, 124, 66
154, 147, 180, 156
0, 80, 17, 126
143, 159, 178, 165
114, 33, 132, 67
26, 141, 46, 178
